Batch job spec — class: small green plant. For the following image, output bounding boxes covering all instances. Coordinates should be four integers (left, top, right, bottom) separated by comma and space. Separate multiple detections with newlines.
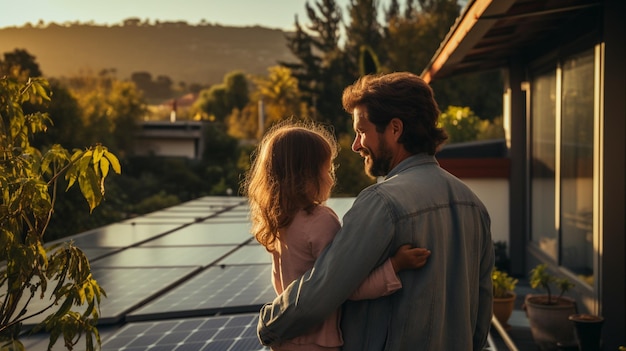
492, 268, 518, 298
529, 263, 575, 305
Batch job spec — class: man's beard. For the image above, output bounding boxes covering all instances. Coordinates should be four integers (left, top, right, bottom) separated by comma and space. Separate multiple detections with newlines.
363, 139, 392, 177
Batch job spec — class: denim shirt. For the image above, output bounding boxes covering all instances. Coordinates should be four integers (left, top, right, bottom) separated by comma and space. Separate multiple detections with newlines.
258, 153, 494, 351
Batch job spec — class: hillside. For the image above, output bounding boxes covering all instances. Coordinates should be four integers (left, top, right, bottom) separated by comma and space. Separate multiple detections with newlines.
0, 23, 296, 85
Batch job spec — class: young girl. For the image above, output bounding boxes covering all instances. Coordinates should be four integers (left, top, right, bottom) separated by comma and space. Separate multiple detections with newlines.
244, 121, 430, 351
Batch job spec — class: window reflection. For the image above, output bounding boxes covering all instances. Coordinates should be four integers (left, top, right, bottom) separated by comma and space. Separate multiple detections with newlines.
530, 70, 558, 260
560, 49, 594, 284
529, 49, 596, 287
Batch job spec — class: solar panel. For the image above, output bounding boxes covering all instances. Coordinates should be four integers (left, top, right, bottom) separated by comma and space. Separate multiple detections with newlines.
216, 244, 270, 265
127, 265, 275, 322
92, 246, 237, 268
101, 314, 268, 351
80, 247, 121, 261
226, 205, 250, 212
14, 196, 367, 351
20, 325, 120, 351
142, 222, 252, 246
17, 266, 199, 327
61, 223, 183, 248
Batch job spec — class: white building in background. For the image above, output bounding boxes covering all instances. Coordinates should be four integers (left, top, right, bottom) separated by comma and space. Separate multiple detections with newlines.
133, 121, 207, 160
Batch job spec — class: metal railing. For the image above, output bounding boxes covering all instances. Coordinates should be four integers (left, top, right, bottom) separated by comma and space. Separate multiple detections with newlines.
487, 314, 520, 351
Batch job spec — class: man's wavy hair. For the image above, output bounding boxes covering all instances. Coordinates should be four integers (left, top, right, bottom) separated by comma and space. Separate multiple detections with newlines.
342, 72, 448, 155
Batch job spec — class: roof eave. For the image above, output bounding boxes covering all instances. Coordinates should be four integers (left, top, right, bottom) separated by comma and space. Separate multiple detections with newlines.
420, 0, 516, 83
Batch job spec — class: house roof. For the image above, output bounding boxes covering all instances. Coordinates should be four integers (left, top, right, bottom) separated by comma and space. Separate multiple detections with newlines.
421, 0, 603, 82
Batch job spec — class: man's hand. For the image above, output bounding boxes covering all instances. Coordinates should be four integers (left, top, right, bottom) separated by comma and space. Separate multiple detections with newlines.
390, 244, 431, 272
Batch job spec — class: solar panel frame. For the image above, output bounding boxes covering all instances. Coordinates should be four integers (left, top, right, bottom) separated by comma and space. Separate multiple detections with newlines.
14, 266, 201, 327
140, 222, 253, 247
216, 244, 270, 265
53, 222, 183, 248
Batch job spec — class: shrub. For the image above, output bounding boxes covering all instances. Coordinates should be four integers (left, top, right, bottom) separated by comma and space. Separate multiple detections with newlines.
0, 77, 119, 350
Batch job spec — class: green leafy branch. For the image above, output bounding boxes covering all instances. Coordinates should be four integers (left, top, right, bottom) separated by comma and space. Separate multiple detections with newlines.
1, 76, 119, 350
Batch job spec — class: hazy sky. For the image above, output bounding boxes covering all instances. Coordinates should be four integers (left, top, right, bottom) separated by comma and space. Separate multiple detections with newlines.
1, 0, 392, 30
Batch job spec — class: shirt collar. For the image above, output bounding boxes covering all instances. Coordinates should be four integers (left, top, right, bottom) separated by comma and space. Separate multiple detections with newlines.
385, 153, 439, 179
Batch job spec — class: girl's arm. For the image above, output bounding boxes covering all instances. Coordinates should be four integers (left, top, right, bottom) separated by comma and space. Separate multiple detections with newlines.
349, 245, 430, 300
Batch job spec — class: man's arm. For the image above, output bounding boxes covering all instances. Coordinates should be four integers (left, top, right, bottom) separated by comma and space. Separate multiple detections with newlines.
474, 211, 494, 350
257, 189, 395, 346
349, 245, 430, 300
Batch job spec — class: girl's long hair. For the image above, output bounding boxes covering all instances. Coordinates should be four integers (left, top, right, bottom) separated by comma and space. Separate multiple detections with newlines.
243, 120, 338, 251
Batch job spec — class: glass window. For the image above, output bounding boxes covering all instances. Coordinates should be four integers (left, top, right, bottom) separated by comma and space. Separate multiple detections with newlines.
560, 49, 595, 282
530, 70, 558, 260
529, 48, 596, 286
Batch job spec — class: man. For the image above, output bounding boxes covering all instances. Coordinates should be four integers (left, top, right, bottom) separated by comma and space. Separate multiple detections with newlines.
257, 72, 494, 350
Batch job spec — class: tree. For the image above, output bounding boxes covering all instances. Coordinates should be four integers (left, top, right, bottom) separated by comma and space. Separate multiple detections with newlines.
0, 49, 42, 79
345, 0, 385, 72
0, 76, 120, 350
254, 66, 305, 126
193, 71, 249, 123
19, 79, 88, 151
430, 69, 504, 122
193, 84, 229, 122
382, 0, 459, 73
226, 103, 261, 140
281, 0, 354, 134
63, 71, 147, 156
223, 71, 249, 111
226, 66, 305, 140
129, 72, 174, 101
438, 105, 484, 143
359, 45, 382, 75
130, 72, 153, 94
380, 1, 503, 121
201, 123, 241, 195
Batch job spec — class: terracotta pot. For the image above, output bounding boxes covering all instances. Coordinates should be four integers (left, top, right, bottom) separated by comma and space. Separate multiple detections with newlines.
524, 294, 578, 351
493, 292, 516, 330
568, 314, 604, 351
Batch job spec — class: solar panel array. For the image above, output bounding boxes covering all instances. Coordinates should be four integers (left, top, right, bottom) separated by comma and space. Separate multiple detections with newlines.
20, 196, 279, 351
100, 314, 267, 351
17, 196, 496, 351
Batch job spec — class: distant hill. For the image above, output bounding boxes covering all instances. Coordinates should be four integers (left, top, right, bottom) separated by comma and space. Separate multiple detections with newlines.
0, 23, 296, 85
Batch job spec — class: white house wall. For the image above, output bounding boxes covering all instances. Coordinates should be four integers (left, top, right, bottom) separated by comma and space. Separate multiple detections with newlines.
460, 178, 509, 246
134, 138, 197, 159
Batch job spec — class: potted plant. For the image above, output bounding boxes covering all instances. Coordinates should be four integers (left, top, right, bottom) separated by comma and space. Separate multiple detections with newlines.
524, 263, 577, 351
492, 268, 518, 330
